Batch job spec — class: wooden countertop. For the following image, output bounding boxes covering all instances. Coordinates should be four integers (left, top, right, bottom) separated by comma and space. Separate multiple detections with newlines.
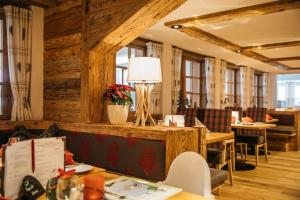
0, 121, 204, 142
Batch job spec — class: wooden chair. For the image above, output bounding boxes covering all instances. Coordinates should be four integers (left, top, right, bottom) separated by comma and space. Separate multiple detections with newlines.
198, 108, 234, 189
236, 107, 268, 166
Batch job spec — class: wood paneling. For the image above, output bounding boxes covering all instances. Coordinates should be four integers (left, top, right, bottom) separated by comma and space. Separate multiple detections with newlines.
44, 0, 186, 123
165, 0, 300, 27
44, 1, 82, 122
81, 0, 187, 123
44, 5, 82, 39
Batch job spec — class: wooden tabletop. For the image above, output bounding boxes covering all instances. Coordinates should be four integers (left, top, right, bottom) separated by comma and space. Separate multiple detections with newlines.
38, 167, 209, 200
206, 132, 234, 144
231, 123, 276, 130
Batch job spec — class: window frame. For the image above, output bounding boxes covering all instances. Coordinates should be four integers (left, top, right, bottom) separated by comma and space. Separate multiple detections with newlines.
254, 72, 263, 107
225, 64, 239, 105
0, 11, 12, 120
180, 51, 205, 108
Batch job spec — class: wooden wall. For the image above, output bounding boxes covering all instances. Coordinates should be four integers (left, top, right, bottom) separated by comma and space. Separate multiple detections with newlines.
44, 0, 82, 122
43, 0, 186, 123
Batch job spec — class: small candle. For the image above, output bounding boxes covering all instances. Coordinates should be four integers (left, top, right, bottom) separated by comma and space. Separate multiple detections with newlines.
84, 174, 104, 200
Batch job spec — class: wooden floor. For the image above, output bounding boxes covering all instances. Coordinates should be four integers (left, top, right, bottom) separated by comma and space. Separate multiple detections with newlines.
218, 151, 300, 200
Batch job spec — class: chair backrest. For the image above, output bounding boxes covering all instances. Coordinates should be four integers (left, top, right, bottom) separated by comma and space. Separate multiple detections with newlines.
225, 106, 243, 120
177, 107, 196, 127
163, 152, 213, 197
203, 109, 232, 133
246, 107, 267, 122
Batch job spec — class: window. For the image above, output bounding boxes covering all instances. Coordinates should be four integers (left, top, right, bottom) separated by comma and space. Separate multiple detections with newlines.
115, 44, 145, 110
225, 65, 240, 106
253, 73, 263, 107
0, 12, 11, 119
181, 54, 204, 107
276, 74, 300, 108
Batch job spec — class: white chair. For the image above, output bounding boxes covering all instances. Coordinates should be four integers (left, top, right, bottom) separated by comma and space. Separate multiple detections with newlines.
162, 152, 214, 198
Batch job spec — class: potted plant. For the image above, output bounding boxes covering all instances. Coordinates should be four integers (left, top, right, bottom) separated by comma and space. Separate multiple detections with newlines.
102, 84, 133, 124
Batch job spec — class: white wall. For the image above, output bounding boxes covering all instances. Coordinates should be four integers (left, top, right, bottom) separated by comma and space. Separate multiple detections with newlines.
30, 6, 44, 119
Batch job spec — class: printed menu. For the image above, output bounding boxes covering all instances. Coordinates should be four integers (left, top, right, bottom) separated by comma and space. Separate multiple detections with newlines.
2, 137, 65, 199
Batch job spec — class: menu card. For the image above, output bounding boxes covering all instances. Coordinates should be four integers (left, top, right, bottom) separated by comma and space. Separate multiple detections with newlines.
2, 137, 65, 199
105, 176, 182, 200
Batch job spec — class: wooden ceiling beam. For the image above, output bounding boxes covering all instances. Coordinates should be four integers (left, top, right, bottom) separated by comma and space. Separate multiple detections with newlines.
178, 26, 291, 70
180, 27, 241, 51
269, 56, 300, 61
243, 40, 300, 50
165, 0, 300, 27
0, 0, 63, 8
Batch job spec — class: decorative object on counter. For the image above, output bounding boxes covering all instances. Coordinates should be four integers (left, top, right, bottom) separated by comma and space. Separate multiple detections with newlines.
84, 174, 105, 200
128, 57, 162, 126
102, 84, 133, 125
177, 88, 190, 109
164, 115, 185, 127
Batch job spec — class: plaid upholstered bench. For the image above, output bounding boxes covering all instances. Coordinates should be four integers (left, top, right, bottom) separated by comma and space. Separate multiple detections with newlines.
267, 110, 299, 151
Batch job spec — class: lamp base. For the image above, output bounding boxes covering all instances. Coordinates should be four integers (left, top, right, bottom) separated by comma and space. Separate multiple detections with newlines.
134, 83, 155, 126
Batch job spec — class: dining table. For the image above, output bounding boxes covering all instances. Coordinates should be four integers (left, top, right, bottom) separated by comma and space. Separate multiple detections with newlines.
38, 167, 210, 200
231, 123, 277, 171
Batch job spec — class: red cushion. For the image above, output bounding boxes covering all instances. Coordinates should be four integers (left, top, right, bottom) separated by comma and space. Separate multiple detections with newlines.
65, 150, 75, 165
242, 116, 254, 123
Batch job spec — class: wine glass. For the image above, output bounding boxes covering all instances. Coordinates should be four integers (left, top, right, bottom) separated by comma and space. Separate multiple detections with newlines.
56, 175, 83, 200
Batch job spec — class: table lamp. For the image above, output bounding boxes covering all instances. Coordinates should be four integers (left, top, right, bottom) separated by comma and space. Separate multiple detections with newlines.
128, 57, 162, 126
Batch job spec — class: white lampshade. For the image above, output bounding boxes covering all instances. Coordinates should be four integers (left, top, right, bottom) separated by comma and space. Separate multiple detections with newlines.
128, 57, 162, 83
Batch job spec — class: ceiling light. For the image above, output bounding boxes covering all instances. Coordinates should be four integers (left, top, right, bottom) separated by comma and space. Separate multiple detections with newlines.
171, 25, 182, 29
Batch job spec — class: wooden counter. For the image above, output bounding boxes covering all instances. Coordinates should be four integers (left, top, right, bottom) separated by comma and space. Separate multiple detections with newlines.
0, 121, 206, 175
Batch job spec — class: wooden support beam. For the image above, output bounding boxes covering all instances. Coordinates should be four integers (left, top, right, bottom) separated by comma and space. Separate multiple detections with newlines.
269, 56, 300, 62
180, 27, 241, 52
178, 26, 291, 70
165, 0, 300, 27
0, 0, 63, 7
81, 0, 187, 123
242, 41, 300, 51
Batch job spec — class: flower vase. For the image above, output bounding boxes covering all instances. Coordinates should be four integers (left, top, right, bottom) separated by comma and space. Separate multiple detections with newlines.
107, 105, 129, 125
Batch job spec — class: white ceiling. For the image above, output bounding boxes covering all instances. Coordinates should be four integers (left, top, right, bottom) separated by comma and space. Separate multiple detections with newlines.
141, 0, 300, 72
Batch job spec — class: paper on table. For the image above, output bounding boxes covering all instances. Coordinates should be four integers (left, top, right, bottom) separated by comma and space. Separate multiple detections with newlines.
4, 140, 32, 199
34, 138, 64, 187
105, 176, 182, 200
3, 138, 65, 198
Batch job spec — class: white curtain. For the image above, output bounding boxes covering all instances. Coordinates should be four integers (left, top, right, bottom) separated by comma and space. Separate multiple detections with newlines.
4, 6, 32, 121
240, 67, 247, 109
220, 60, 227, 109
204, 57, 216, 108
146, 42, 162, 114
262, 72, 268, 108
250, 68, 255, 107
171, 48, 182, 114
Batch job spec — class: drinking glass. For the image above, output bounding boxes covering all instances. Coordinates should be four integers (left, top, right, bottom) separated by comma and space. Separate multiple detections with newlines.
56, 175, 83, 200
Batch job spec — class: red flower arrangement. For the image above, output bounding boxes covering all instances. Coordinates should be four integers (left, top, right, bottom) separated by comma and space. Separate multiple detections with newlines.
102, 84, 133, 105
